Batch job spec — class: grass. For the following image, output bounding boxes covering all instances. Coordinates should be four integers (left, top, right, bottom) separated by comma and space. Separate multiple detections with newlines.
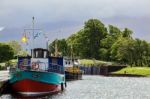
112, 67, 150, 76
79, 59, 113, 66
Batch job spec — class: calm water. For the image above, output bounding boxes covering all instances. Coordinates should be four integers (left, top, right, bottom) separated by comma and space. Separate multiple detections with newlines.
1, 75, 150, 99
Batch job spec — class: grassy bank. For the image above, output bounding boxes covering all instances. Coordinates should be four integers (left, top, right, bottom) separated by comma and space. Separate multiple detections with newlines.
112, 67, 150, 77
79, 59, 113, 66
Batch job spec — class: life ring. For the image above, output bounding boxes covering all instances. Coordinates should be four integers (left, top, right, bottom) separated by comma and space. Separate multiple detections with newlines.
19, 65, 25, 70
32, 62, 39, 70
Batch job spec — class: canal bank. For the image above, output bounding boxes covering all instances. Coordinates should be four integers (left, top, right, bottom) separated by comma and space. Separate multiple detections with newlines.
80, 65, 126, 76
111, 67, 150, 77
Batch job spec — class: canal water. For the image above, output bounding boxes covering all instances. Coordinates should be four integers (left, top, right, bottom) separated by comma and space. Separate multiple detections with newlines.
1, 75, 150, 99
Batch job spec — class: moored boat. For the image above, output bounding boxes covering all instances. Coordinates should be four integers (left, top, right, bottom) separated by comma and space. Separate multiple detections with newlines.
9, 17, 66, 96
64, 57, 83, 80
10, 48, 66, 96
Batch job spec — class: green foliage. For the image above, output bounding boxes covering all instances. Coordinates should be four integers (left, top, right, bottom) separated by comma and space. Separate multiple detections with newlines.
99, 25, 123, 61
0, 43, 14, 63
67, 19, 107, 59
67, 29, 87, 58
49, 39, 69, 56
83, 19, 107, 59
122, 28, 133, 38
111, 38, 134, 63
18, 50, 28, 56
7, 40, 22, 56
110, 38, 150, 66
49, 18, 150, 67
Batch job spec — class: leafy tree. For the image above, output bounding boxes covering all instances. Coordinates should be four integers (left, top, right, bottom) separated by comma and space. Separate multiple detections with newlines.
18, 50, 28, 56
84, 19, 107, 59
110, 38, 150, 66
0, 43, 14, 63
132, 39, 150, 66
66, 19, 108, 59
49, 18, 150, 67
100, 25, 122, 61
67, 29, 87, 58
110, 38, 134, 64
122, 28, 133, 38
49, 39, 69, 56
7, 40, 22, 56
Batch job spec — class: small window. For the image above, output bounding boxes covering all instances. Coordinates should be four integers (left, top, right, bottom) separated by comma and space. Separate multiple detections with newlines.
44, 51, 47, 58
36, 51, 38, 58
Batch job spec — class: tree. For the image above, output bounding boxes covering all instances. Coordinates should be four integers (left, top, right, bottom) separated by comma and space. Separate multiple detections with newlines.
67, 29, 87, 58
122, 28, 133, 38
84, 19, 107, 59
110, 38, 150, 66
49, 39, 69, 56
110, 38, 134, 64
7, 40, 22, 56
66, 19, 108, 59
99, 25, 122, 61
0, 43, 14, 63
49, 18, 150, 67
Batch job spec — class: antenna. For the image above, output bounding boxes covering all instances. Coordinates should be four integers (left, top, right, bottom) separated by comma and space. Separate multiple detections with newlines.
55, 39, 58, 57
23, 17, 42, 57
32, 17, 35, 55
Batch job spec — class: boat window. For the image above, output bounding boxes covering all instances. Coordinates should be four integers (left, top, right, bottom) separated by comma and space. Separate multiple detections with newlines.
39, 50, 43, 58
34, 50, 43, 58
33, 49, 48, 58
36, 51, 38, 58
44, 51, 47, 58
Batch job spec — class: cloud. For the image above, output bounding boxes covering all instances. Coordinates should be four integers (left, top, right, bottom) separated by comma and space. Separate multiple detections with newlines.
0, 0, 150, 24
0, 0, 150, 41
0, 27, 5, 31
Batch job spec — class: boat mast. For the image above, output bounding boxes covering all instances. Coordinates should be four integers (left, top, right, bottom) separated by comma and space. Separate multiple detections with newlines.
55, 39, 58, 57
32, 17, 35, 49
32, 17, 35, 57
23, 17, 42, 57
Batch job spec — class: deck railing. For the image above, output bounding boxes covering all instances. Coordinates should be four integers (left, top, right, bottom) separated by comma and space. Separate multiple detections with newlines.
17, 60, 64, 74
48, 63, 65, 74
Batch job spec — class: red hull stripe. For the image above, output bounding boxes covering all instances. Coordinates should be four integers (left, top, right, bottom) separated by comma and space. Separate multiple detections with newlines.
12, 79, 59, 93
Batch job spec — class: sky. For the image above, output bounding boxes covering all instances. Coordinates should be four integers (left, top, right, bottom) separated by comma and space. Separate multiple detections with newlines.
0, 0, 150, 46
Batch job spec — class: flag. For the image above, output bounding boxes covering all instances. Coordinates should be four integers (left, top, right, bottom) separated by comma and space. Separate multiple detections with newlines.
34, 32, 41, 39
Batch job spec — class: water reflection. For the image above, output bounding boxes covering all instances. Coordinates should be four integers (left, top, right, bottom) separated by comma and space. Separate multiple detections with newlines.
1, 76, 150, 99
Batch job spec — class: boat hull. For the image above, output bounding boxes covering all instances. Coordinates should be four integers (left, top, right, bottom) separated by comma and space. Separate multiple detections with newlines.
10, 71, 65, 96
65, 71, 82, 80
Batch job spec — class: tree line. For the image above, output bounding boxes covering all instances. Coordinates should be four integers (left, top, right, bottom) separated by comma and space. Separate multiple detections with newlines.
0, 41, 27, 63
49, 19, 150, 67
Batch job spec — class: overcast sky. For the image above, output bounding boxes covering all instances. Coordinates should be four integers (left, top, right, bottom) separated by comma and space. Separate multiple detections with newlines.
0, 0, 150, 44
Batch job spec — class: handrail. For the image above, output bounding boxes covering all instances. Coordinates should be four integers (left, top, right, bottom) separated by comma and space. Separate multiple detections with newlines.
17, 60, 64, 74
48, 63, 64, 74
